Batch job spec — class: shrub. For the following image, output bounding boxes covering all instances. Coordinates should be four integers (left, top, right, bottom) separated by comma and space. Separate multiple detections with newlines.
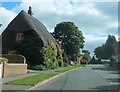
34, 65, 47, 70
42, 46, 59, 69
0, 57, 8, 63
57, 50, 64, 67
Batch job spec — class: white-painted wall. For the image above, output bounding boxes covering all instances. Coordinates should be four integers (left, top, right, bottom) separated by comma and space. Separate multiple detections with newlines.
0, 63, 3, 78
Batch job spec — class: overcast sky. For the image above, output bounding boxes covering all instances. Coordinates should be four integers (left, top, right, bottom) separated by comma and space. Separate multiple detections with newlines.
0, 0, 119, 56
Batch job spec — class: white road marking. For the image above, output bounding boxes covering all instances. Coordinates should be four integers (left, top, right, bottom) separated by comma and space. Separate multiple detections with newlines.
109, 82, 119, 85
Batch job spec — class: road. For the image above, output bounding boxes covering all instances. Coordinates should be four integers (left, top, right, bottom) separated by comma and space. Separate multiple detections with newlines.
34, 64, 119, 91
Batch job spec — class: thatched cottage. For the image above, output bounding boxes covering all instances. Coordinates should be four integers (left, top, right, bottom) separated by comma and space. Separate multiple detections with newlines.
1, 8, 60, 67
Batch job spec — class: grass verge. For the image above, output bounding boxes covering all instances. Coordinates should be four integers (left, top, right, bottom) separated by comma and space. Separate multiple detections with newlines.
5, 73, 56, 86
55, 65, 83, 73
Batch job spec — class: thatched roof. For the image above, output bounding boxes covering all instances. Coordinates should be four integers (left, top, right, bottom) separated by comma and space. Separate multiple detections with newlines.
6, 10, 56, 46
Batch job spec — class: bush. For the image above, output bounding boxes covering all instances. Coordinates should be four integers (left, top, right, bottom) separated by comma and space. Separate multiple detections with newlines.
42, 46, 59, 69
64, 62, 70, 67
34, 65, 47, 70
28, 46, 64, 70
57, 50, 64, 67
0, 57, 8, 63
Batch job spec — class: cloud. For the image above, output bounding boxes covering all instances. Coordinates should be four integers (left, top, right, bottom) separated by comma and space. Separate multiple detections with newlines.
83, 34, 107, 56
0, 7, 16, 33
0, 0, 118, 56
94, 2, 118, 18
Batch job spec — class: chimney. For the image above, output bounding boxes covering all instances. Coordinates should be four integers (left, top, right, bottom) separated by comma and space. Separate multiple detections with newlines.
28, 6, 33, 16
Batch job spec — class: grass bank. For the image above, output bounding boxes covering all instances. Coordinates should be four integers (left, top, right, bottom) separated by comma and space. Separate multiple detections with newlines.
5, 73, 56, 86
55, 65, 84, 73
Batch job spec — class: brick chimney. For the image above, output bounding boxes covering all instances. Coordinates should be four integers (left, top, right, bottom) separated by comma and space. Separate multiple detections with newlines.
28, 6, 33, 16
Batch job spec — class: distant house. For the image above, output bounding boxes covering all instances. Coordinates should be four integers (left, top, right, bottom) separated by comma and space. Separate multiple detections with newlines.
1, 9, 60, 67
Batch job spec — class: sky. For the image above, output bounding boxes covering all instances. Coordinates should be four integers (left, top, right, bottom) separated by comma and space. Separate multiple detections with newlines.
0, 0, 119, 56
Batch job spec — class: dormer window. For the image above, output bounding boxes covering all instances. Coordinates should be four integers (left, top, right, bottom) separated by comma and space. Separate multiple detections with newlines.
16, 33, 24, 42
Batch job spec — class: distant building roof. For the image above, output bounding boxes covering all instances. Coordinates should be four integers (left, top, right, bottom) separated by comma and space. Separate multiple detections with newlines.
6, 10, 56, 46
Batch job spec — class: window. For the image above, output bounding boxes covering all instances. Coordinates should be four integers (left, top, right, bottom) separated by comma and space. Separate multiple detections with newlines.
16, 33, 24, 42
8, 50, 16, 54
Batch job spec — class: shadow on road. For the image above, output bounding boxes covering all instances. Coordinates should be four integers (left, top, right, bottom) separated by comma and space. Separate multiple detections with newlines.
92, 67, 118, 72
91, 84, 119, 91
91, 65, 119, 91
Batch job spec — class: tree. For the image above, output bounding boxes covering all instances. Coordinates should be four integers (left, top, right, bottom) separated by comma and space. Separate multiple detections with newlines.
104, 35, 117, 59
82, 50, 91, 64
94, 45, 105, 59
52, 21, 85, 60
94, 35, 117, 59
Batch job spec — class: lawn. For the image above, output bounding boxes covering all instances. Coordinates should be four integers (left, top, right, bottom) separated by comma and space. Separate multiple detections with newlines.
55, 65, 83, 73
5, 73, 56, 86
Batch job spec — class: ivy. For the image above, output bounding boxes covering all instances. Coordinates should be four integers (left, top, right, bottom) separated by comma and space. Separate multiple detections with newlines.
17, 32, 63, 70
42, 46, 60, 69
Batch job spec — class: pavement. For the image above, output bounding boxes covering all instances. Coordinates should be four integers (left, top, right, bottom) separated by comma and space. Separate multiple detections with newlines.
1, 68, 62, 91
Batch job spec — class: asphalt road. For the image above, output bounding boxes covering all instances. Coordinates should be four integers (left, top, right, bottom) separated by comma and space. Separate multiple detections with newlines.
34, 64, 119, 91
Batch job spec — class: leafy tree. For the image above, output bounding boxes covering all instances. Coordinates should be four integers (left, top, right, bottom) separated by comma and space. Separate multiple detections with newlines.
82, 50, 91, 63
94, 35, 117, 59
94, 45, 105, 59
104, 35, 117, 59
52, 21, 85, 59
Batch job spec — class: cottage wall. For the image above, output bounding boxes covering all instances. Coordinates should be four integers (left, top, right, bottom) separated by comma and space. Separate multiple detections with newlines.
2, 30, 17, 54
